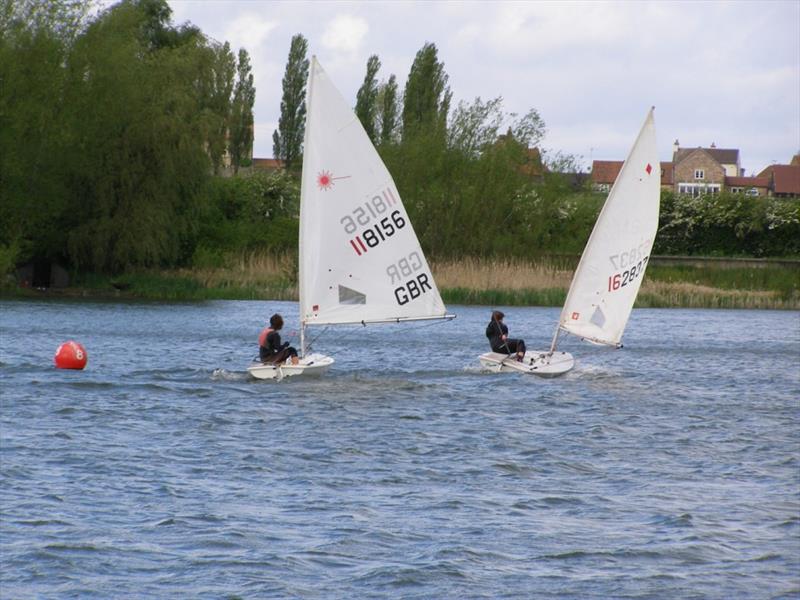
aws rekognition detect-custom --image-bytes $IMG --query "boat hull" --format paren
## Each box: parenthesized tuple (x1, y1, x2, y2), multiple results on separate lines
(478, 351, 574, 377)
(247, 354, 334, 380)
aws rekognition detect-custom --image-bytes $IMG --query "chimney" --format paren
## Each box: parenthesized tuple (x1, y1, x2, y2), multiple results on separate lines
(672, 139, 679, 159)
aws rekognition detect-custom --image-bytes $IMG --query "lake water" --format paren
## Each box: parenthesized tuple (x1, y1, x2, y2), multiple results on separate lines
(1, 298, 799, 599)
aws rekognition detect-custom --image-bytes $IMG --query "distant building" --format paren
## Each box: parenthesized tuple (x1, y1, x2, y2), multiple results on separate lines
(671, 141, 740, 197)
(725, 175, 770, 197)
(592, 143, 798, 198)
(591, 160, 673, 193)
(757, 156, 800, 198)
(251, 158, 285, 172)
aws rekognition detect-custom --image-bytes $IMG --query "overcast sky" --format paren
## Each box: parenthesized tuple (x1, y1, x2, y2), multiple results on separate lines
(165, 0, 799, 175)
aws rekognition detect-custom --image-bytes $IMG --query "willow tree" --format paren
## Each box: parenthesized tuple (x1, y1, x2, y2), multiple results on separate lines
(272, 34, 308, 171)
(0, 0, 89, 267)
(61, 0, 211, 272)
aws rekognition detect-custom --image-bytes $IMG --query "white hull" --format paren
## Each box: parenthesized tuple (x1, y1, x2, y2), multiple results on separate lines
(478, 351, 574, 377)
(247, 353, 334, 380)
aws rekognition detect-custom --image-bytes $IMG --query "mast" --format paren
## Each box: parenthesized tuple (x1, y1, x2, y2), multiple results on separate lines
(548, 324, 561, 354)
(297, 56, 317, 358)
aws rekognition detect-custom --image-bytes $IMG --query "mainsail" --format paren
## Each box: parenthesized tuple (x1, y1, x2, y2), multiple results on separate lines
(299, 57, 449, 330)
(556, 108, 660, 347)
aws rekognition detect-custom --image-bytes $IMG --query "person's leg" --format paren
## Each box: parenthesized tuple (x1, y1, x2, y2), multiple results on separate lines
(508, 339, 525, 361)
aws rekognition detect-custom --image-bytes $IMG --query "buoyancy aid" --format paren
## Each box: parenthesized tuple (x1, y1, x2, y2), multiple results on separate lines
(259, 327, 274, 349)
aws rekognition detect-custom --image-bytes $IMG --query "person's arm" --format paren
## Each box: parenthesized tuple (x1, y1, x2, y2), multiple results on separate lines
(266, 331, 282, 353)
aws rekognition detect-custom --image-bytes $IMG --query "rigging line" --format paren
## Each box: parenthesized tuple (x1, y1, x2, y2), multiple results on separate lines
(305, 326, 330, 350)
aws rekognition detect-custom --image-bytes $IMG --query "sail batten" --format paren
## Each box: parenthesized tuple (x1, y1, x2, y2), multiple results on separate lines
(556, 108, 660, 347)
(299, 57, 449, 332)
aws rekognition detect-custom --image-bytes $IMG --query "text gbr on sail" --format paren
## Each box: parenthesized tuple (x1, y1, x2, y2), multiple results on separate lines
(386, 251, 432, 305)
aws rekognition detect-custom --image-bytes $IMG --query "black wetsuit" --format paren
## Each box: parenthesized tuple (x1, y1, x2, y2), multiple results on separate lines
(259, 330, 298, 363)
(485, 320, 526, 355)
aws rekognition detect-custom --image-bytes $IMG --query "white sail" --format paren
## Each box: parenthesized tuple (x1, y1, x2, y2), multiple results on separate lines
(557, 108, 660, 346)
(299, 57, 449, 326)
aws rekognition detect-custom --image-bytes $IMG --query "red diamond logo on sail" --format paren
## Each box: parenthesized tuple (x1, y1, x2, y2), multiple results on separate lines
(313, 304, 319, 312)
(571, 312, 580, 320)
(645, 163, 652, 175)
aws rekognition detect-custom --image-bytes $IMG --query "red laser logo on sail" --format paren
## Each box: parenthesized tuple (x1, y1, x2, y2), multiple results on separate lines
(317, 170, 350, 190)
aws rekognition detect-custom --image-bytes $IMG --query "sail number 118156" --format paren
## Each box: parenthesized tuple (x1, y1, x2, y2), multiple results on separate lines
(608, 256, 649, 292)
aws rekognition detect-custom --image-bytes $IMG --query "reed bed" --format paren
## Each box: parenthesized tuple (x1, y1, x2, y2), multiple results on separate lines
(637, 280, 798, 310)
(42, 253, 796, 309)
(430, 258, 573, 291)
(430, 257, 798, 310)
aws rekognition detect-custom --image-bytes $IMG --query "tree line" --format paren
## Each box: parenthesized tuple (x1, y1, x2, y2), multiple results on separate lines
(1, 2, 797, 283)
(1, 0, 255, 275)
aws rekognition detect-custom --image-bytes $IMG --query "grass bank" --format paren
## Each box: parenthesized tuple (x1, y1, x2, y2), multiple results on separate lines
(3, 254, 798, 309)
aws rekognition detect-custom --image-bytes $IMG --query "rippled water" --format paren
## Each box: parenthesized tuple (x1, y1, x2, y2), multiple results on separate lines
(1, 298, 799, 598)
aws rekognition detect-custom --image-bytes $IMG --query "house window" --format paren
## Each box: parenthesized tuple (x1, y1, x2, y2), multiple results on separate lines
(694, 169, 705, 180)
(745, 188, 759, 197)
(731, 187, 743, 194)
(678, 183, 720, 197)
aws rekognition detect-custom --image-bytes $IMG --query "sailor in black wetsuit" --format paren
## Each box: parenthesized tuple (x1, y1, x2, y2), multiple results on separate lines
(258, 314, 299, 365)
(485, 310, 526, 362)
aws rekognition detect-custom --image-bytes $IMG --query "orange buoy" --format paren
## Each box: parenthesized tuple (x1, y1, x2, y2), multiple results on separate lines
(54, 340, 88, 370)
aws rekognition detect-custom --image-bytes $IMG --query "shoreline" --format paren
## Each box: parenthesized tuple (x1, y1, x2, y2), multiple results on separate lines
(3, 256, 798, 310)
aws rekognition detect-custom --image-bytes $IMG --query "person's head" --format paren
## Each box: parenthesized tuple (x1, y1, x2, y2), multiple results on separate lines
(269, 314, 284, 330)
(491, 310, 504, 322)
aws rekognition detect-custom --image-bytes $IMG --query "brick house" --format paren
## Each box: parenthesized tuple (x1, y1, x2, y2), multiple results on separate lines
(591, 160, 673, 192)
(757, 156, 800, 198)
(251, 158, 285, 172)
(725, 175, 770, 197)
(671, 142, 740, 196)
(593, 145, 796, 198)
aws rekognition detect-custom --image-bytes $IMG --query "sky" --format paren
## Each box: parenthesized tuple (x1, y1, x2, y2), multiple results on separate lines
(162, 0, 799, 175)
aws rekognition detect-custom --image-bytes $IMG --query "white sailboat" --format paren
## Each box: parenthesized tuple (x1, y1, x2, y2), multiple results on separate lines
(249, 57, 454, 380)
(479, 108, 660, 376)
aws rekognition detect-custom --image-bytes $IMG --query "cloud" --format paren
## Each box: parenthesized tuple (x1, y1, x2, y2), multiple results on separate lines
(321, 15, 369, 55)
(223, 13, 278, 53)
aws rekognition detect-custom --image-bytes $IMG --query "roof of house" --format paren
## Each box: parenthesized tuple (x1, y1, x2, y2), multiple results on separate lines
(725, 176, 770, 188)
(790, 154, 800, 167)
(759, 164, 800, 195)
(673, 147, 740, 165)
(252, 158, 284, 170)
(591, 160, 673, 185)
(591, 160, 622, 184)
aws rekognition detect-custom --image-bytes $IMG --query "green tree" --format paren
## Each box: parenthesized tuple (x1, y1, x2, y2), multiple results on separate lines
(354, 54, 381, 143)
(60, 0, 210, 272)
(0, 0, 78, 264)
(272, 33, 308, 170)
(402, 42, 451, 141)
(230, 47, 255, 173)
(377, 74, 399, 145)
(197, 41, 235, 174)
